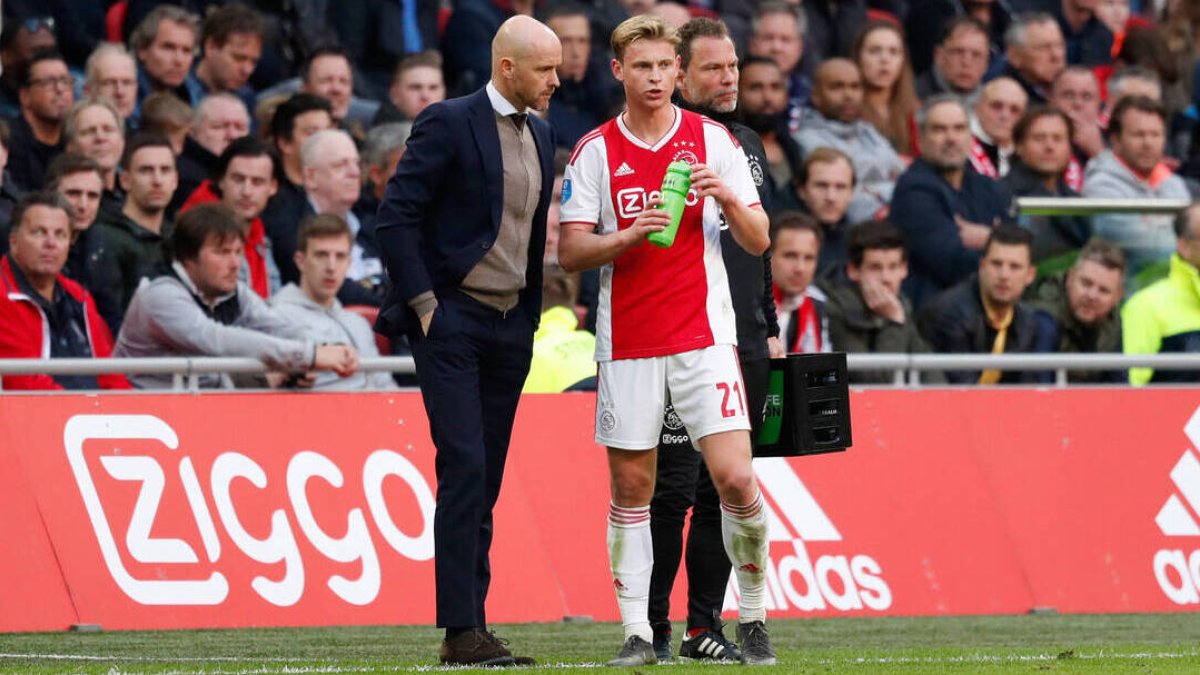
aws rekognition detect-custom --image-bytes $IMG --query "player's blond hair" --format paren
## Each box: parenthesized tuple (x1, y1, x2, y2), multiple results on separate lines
(610, 14, 680, 64)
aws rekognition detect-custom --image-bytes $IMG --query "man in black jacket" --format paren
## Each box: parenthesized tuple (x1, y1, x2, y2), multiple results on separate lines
(649, 17, 781, 664)
(918, 225, 1056, 384)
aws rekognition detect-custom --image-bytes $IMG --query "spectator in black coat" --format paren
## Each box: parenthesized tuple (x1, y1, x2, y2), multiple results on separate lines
(799, 0, 868, 78)
(892, 95, 1013, 307)
(907, 0, 1011, 77)
(543, 3, 620, 149)
(6, 49, 73, 193)
(443, 0, 531, 96)
(915, 16, 990, 104)
(1054, 0, 1114, 67)
(329, 0, 440, 101)
(998, 11, 1066, 105)
(918, 225, 1056, 384)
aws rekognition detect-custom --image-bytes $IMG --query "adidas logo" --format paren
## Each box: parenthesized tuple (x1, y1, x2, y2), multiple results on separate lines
(724, 458, 892, 613)
(614, 162, 635, 177)
(1154, 409, 1200, 604)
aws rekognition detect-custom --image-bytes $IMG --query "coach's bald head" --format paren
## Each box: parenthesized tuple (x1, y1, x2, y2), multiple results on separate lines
(491, 16, 563, 112)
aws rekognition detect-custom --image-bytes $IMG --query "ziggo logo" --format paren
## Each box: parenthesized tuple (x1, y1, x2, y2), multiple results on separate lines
(64, 414, 435, 607)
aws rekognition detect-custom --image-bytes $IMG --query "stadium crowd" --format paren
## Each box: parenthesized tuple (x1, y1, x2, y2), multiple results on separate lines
(0, 0, 1198, 390)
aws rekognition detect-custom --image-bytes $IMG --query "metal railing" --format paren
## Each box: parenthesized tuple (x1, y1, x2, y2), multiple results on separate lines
(1014, 196, 1192, 217)
(1, 353, 1198, 392)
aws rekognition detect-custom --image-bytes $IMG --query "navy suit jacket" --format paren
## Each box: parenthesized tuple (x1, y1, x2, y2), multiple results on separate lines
(374, 88, 555, 337)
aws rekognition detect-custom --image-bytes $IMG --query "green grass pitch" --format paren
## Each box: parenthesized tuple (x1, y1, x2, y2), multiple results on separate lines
(1, 613, 1199, 673)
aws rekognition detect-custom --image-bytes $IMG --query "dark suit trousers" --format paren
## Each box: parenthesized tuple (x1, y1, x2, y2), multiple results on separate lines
(410, 290, 534, 629)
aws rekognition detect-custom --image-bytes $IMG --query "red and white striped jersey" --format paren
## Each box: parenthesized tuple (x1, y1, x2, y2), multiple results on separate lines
(560, 106, 761, 361)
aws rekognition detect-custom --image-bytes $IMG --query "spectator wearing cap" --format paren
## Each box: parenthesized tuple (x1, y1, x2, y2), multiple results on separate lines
(115, 203, 359, 389)
(0, 191, 130, 390)
(82, 43, 138, 131)
(999, 12, 1067, 105)
(180, 136, 280, 300)
(1005, 107, 1092, 269)
(45, 153, 122, 331)
(970, 77, 1029, 178)
(8, 48, 73, 193)
(187, 4, 264, 114)
(822, 219, 938, 385)
(791, 58, 904, 224)
(1027, 238, 1126, 383)
(915, 17, 990, 105)
(1083, 96, 1188, 290)
(892, 95, 1014, 308)
(130, 6, 200, 115)
(63, 97, 126, 213)
(95, 133, 178, 310)
(749, 2, 811, 119)
(0, 16, 58, 118)
(271, 214, 397, 391)
(918, 225, 1055, 385)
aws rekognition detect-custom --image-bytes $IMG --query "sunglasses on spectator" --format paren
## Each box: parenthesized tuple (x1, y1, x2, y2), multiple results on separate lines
(20, 17, 56, 34)
(28, 75, 75, 89)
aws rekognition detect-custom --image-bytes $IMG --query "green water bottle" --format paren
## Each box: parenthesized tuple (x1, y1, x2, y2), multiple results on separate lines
(647, 161, 692, 248)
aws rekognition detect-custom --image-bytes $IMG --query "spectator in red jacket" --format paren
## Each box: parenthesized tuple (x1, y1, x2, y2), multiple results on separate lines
(0, 191, 130, 390)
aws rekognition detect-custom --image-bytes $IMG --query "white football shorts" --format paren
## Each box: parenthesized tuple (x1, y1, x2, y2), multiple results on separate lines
(595, 344, 750, 450)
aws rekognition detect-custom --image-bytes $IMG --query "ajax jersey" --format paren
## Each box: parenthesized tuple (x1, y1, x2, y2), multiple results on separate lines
(560, 106, 761, 361)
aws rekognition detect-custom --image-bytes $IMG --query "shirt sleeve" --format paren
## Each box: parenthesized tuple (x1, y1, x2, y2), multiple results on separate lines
(704, 122, 761, 209)
(559, 136, 606, 227)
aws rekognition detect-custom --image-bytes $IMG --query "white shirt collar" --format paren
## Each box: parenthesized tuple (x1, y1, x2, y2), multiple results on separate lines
(306, 198, 360, 235)
(486, 81, 525, 116)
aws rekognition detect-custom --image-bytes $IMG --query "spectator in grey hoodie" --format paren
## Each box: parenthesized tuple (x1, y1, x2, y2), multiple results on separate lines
(1082, 96, 1190, 291)
(791, 58, 904, 223)
(272, 214, 396, 391)
(115, 203, 358, 388)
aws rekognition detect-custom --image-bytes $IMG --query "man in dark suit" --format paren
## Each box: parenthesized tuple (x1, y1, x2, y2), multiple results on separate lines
(374, 15, 561, 668)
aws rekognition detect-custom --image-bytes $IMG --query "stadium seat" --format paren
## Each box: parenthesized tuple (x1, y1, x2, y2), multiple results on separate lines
(345, 305, 392, 357)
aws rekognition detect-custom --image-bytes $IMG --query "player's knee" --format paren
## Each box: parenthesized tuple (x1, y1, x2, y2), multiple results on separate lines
(611, 470, 655, 504)
(711, 466, 756, 505)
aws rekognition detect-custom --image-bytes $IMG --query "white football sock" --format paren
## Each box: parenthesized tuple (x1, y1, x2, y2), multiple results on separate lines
(721, 491, 769, 624)
(608, 502, 653, 641)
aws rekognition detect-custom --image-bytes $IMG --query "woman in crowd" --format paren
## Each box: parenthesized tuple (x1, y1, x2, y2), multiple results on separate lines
(853, 21, 917, 157)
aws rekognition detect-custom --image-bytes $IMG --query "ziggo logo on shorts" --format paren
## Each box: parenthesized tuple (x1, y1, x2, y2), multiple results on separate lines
(64, 414, 435, 607)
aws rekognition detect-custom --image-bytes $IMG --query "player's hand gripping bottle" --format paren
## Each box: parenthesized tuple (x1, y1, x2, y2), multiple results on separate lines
(647, 161, 692, 248)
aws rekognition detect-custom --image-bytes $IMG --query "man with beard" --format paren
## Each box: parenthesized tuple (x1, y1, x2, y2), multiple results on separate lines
(892, 95, 1014, 307)
(1004, 107, 1091, 266)
(737, 56, 800, 202)
(648, 17, 781, 665)
(1027, 238, 1125, 383)
(8, 49, 73, 192)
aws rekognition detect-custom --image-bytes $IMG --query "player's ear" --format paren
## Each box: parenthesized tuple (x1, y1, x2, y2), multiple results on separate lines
(611, 58, 622, 82)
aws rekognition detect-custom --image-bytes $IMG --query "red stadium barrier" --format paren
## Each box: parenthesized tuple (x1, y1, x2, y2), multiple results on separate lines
(0, 389, 1198, 631)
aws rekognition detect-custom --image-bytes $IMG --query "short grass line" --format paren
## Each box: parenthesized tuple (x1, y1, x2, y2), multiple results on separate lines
(832, 649, 1200, 665)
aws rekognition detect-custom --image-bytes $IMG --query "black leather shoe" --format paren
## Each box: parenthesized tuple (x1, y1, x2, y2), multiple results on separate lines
(439, 629, 517, 666)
